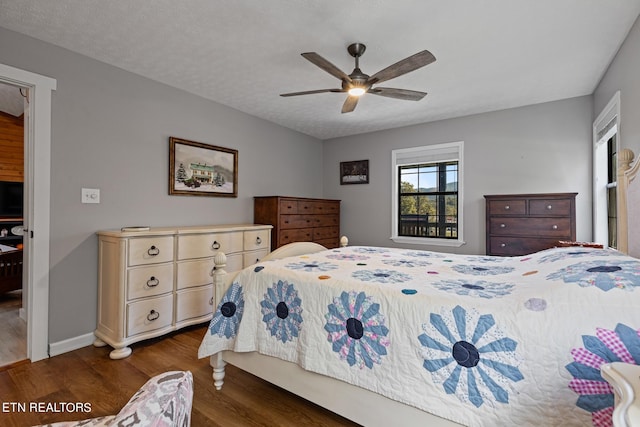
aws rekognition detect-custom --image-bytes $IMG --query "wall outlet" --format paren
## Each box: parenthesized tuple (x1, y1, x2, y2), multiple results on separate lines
(82, 188, 100, 204)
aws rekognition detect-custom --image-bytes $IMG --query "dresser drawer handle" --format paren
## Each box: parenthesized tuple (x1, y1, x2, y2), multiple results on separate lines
(146, 276, 159, 288)
(504, 205, 510, 210)
(211, 241, 221, 250)
(147, 310, 159, 321)
(256, 236, 262, 245)
(501, 243, 507, 247)
(147, 246, 160, 256)
(552, 225, 558, 230)
(547, 205, 553, 210)
(209, 297, 214, 306)
(500, 223, 506, 228)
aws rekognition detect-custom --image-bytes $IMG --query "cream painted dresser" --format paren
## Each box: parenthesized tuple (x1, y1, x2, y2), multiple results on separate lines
(94, 224, 272, 359)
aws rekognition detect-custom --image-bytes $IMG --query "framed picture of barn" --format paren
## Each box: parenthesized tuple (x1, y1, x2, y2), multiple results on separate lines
(169, 137, 238, 197)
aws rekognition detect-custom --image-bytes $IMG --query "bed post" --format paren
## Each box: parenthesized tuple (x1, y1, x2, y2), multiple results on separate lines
(340, 235, 349, 247)
(211, 251, 227, 390)
(618, 149, 639, 254)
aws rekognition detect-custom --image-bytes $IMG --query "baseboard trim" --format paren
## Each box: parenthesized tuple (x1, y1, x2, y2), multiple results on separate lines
(49, 332, 96, 357)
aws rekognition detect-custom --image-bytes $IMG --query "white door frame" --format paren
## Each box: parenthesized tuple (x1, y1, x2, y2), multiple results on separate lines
(0, 63, 56, 362)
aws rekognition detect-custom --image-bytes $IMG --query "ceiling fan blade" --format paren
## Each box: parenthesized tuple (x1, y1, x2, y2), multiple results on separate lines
(368, 50, 436, 85)
(341, 96, 359, 114)
(280, 88, 343, 97)
(369, 87, 427, 101)
(301, 52, 352, 82)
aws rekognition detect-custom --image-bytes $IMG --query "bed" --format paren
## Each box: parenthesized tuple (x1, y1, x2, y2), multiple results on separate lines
(0, 246, 22, 295)
(198, 149, 640, 427)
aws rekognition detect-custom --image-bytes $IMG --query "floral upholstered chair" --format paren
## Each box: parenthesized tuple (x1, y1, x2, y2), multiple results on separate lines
(36, 371, 193, 427)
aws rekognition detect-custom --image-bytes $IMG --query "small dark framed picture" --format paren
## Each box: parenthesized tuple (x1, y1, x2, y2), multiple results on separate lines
(340, 160, 369, 185)
(169, 137, 238, 197)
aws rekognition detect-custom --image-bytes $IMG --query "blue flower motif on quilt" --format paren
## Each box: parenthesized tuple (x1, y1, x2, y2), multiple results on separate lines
(431, 279, 515, 299)
(326, 253, 370, 261)
(418, 305, 523, 408)
(208, 282, 244, 339)
(566, 323, 640, 426)
(352, 269, 412, 284)
(352, 247, 390, 254)
(546, 260, 640, 291)
(285, 260, 339, 272)
(464, 256, 507, 264)
(403, 250, 445, 259)
(452, 264, 515, 276)
(324, 290, 390, 369)
(260, 280, 303, 343)
(381, 258, 431, 268)
(537, 248, 618, 264)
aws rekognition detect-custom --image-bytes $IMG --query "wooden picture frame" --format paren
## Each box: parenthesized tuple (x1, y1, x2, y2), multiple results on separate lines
(340, 159, 369, 185)
(169, 137, 238, 197)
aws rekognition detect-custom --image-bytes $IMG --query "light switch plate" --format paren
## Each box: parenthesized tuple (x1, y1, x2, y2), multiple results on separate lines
(82, 188, 100, 204)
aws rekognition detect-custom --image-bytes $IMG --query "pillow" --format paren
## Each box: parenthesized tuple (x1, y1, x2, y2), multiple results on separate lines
(112, 370, 193, 426)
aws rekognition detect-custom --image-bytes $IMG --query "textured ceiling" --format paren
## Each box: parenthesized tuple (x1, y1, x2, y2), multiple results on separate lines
(1, 0, 639, 140)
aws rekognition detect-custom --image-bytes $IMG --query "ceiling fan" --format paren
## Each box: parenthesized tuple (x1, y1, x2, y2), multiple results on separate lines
(280, 43, 436, 113)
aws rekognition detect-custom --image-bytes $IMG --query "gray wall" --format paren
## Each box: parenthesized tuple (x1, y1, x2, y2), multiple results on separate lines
(594, 14, 640, 257)
(0, 27, 324, 343)
(594, 14, 640, 156)
(322, 96, 593, 254)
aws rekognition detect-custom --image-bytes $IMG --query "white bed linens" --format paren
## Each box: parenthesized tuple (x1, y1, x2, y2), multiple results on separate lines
(198, 245, 640, 427)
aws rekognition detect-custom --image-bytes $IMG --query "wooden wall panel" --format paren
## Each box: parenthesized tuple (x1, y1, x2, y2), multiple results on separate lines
(0, 111, 24, 183)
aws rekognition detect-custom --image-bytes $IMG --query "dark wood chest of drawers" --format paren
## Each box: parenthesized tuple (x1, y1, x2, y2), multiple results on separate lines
(254, 196, 341, 250)
(484, 193, 577, 256)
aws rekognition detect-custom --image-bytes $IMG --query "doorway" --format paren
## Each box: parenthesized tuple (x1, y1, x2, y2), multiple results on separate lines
(0, 62, 55, 364)
(0, 81, 27, 367)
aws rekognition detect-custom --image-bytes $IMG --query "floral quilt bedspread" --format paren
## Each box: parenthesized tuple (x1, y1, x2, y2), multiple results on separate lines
(198, 246, 640, 427)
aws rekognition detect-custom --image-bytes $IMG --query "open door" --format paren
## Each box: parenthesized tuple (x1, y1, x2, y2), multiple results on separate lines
(0, 82, 27, 367)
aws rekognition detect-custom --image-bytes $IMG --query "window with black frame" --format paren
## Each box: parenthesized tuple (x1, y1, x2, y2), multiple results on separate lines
(607, 134, 617, 249)
(398, 161, 458, 239)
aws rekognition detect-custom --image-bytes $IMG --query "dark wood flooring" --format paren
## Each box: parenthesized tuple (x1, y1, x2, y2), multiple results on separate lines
(0, 324, 359, 426)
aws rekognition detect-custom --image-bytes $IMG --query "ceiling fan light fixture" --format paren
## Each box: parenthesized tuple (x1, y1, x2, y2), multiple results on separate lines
(348, 87, 366, 97)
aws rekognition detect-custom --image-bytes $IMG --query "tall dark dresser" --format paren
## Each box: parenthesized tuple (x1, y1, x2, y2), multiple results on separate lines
(254, 196, 341, 250)
(484, 193, 577, 256)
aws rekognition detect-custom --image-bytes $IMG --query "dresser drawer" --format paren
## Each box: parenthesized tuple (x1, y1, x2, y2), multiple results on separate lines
(243, 248, 270, 267)
(487, 200, 526, 216)
(243, 229, 270, 252)
(176, 258, 214, 290)
(313, 214, 339, 227)
(529, 199, 572, 216)
(177, 232, 243, 260)
(175, 285, 214, 323)
(279, 199, 298, 214)
(128, 236, 174, 266)
(313, 226, 339, 240)
(490, 217, 572, 237)
(279, 228, 313, 245)
(225, 253, 244, 273)
(280, 215, 314, 229)
(127, 263, 174, 301)
(313, 201, 339, 215)
(127, 294, 173, 336)
(297, 200, 315, 214)
(315, 238, 339, 249)
(489, 237, 562, 256)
